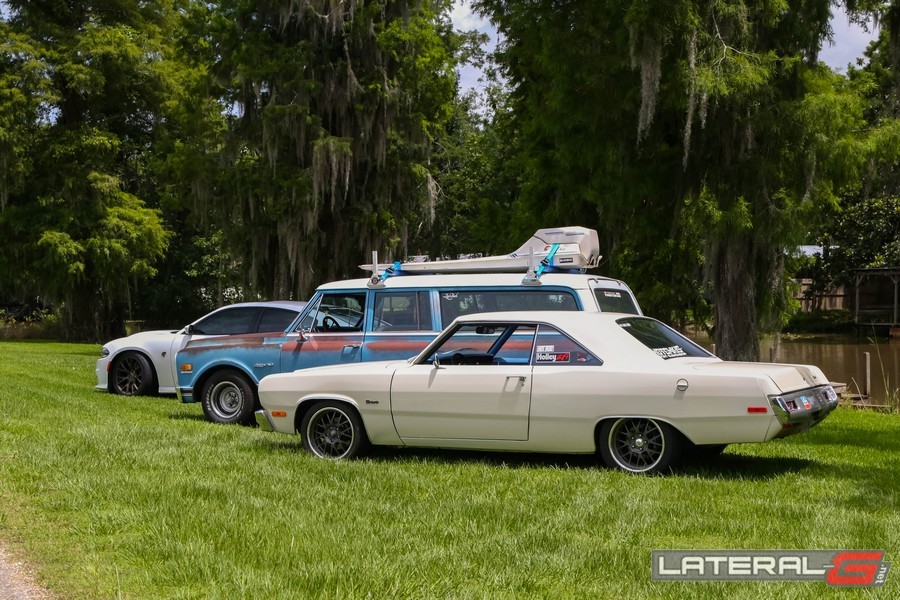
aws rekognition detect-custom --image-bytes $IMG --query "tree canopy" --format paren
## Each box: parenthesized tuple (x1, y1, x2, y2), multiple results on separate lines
(472, 0, 898, 359)
(0, 0, 175, 339)
(1, 1, 899, 347)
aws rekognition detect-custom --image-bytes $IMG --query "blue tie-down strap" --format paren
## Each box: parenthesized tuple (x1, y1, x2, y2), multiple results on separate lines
(535, 243, 560, 278)
(380, 261, 403, 282)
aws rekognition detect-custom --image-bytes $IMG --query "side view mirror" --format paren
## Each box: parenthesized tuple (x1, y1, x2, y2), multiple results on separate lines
(185, 324, 195, 335)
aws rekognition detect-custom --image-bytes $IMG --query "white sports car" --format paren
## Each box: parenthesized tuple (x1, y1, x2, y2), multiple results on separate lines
(256, 312, 838, 473)
(96, 301, 305, 396)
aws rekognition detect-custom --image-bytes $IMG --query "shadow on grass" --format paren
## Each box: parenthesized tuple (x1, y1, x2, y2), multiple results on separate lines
(250, 436, 820, 477)
(675, 453, 814, 480)
(365, 446, 603, 470)
(252, 437, 600, 469)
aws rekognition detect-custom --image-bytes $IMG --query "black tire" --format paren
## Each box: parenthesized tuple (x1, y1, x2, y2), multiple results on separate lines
(111, 352, 155, 396)
(598, 417, 681, 474)
(201, 369, 257, 425)
(300, 401, 370, 459)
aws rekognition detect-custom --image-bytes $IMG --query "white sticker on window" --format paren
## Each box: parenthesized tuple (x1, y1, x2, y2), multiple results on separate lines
(536, 345, 555, 352)
(536, 352, 570, 363)
(654, 346, 687, 359)
(603, 291, 622, 298)
(442, 293, 459, 300)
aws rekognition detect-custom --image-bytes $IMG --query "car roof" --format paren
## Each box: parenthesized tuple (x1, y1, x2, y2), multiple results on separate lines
(410, 310, 656, 365)
(458, 310, 647, 356)
(452, 310, 635, 327)
(212, 300, 307, 311)
(316, 272, 631, 291)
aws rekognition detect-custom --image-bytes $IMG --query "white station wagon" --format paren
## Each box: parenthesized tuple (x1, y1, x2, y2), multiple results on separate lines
(255, 311, 839, 473)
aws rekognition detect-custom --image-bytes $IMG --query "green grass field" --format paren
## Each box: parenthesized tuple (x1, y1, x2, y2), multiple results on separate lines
(0, 340, 897, 598)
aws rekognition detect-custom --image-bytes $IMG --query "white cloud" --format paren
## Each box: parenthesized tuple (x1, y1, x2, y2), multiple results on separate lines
(450, 0, 492, 34)
(451, 1, 498, 92)
(819, 13, 879, 72)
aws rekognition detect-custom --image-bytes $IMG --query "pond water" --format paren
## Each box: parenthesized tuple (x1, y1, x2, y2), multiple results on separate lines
(690, 333, 900, 404)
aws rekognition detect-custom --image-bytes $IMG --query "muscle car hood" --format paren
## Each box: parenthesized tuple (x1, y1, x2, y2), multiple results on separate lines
(105, 329, 180, 349)
(686, 360, 828, 393)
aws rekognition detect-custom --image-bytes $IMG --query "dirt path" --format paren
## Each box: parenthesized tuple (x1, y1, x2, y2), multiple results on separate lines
(0, 541, 54, 599)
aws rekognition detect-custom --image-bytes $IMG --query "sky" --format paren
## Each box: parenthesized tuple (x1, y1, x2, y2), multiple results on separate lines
(451, 1, 881, 92)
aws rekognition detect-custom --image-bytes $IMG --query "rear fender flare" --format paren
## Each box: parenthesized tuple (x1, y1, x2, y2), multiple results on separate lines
(593, 415, 693, 451)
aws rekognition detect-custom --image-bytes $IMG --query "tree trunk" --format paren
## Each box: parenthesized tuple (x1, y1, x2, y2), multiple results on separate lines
(62, 284, 125, 343)
(713, 235, 760, 361)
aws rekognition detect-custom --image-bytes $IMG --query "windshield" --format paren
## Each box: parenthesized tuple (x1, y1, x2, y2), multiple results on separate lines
(616, 317, 711, 359)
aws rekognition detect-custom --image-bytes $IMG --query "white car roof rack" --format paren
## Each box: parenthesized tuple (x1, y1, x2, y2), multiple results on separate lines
(362, 226, 602, 288)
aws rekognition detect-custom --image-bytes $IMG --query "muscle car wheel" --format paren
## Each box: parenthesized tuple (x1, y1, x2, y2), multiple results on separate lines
(111, 352, 155, 396)
(301, 401, 369, 459)
(201, 370, 256, 425)
(599, 417, 681, 474)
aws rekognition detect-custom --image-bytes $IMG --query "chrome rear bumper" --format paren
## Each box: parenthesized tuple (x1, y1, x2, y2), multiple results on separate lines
(769, 385, 839, 437)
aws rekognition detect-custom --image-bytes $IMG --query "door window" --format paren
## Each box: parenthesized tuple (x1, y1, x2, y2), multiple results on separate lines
(297, 293, 367, 333)
(425, 323, 537, 366)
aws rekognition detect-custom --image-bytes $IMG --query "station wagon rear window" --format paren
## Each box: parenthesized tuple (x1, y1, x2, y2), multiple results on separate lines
(439, 289, 577, 323)
(616, 317, 711, 359)
(593, 288, 639, 315)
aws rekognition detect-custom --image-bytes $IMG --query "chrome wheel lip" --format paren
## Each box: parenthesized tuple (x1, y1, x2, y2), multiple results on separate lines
(607, 417, 665, 473)
(208, 380, 243, 419)
(306, 406, 355, 459)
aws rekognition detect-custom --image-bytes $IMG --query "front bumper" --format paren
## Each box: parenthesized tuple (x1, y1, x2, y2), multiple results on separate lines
(769, 384, 839, 437)
(96, 357, 111, 391)
(176, 387, 194, 403)
(255, 410, 274, 432)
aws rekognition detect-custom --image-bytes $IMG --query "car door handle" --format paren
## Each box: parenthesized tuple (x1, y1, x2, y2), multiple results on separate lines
(343, 344, 360, 350)
(506, 376, 526, 383)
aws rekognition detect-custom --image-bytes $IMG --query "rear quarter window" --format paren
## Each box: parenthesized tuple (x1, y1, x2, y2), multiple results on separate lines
(257, 308, 299, 333)
(193, 307, 260, 335)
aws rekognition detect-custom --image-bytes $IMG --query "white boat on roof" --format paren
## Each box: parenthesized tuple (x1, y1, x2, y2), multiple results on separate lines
(361, 227, 601, 284)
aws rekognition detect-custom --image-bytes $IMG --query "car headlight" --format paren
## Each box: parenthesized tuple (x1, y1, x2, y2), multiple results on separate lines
(101, 347, 110, 358)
